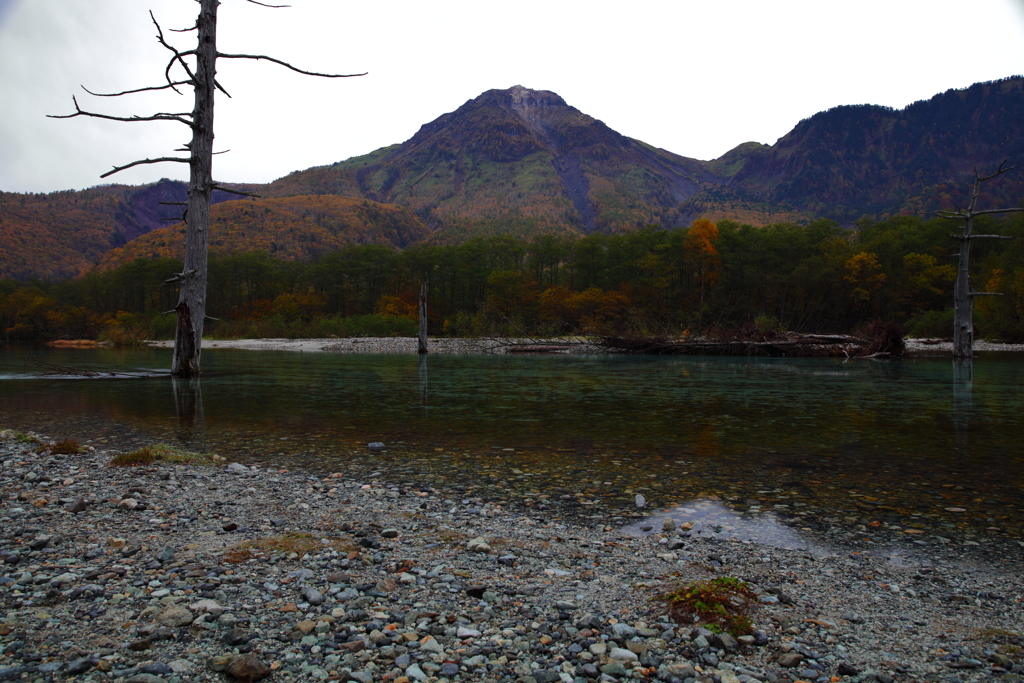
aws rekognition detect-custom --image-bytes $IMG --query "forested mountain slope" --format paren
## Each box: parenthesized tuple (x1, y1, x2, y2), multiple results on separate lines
(96, 194, 429, 269)
(3, 78, 1023, 280)
(0, 180, 246, 279)
(723, 76, 1024, 220)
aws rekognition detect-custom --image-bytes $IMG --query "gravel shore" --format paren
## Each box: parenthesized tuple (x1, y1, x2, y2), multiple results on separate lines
(1, 431, 1022, 683)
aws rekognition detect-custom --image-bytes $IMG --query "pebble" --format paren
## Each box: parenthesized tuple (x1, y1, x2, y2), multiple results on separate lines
(0, 430, 1019, 683)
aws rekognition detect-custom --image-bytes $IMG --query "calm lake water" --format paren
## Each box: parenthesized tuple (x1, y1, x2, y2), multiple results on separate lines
(1, 345, 1022, 548)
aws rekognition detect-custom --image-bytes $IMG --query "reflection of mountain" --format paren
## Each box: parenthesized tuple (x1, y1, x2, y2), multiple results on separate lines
(620, 498, 828, 553)
(4, 77, 1024, 279)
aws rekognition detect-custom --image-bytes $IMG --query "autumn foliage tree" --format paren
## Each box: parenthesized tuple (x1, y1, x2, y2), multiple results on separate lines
(683, 218, 721, 310)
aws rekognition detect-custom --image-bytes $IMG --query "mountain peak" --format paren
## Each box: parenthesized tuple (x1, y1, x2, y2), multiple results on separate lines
(503, 85, 567, 110)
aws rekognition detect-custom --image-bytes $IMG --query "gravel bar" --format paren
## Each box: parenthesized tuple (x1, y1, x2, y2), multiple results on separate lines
(144, 338, 1024, 357)
(146, 339, 607, 355)
(1, 431, 1022, 683)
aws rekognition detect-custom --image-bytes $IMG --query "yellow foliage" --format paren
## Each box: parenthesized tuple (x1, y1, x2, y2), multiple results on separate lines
(845, 252, 886, 304)
(374, 295, 417, 320)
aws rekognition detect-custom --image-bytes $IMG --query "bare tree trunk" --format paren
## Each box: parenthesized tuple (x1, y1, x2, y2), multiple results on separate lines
(932, 162, 1022, 360)
(418, 282, 428, 354)
(171, 0, 218, 377)
(952, 215, 974, 359)
(52, 1, 364, 379)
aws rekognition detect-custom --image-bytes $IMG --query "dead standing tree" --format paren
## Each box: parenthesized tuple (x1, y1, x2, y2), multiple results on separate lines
(418, 282, 429, 354)
(931, 161, 1023, 359)
(50, 0, 363, 376)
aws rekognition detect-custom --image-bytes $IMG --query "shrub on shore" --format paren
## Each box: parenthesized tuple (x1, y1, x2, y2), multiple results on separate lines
(45, 439, 82, 455)
(109, 443, 222, 467)
(223, 532, 356, 563)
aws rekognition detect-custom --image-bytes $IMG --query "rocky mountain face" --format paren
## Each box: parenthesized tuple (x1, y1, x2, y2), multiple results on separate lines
(265, 86, 747, 238)
(268, 78, 1024, 233)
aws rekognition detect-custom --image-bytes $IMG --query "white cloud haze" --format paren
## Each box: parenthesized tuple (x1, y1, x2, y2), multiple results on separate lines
(1, 0, 1023, 193)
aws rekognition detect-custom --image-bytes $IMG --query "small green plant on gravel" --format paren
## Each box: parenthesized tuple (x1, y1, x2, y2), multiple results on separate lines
(660, 576, 758, 636)
(109, 443, 222, 468)
(12, 431, 41, 444)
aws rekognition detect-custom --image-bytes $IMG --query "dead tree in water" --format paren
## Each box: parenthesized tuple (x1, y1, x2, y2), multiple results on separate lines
(50, 0, 363, 376)
(931, 162, 1022, 359)
(418, 282, 429, 354)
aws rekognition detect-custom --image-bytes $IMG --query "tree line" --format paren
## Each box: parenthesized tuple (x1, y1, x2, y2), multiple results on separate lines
(3, 213, 1023, 343)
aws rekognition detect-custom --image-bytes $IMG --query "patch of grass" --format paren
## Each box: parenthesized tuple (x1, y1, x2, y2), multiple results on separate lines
(47, 439, 82, 455)
(109, 443, 222, 468)
(11, 431, 41, 445)
(975, 627, 1023, 641)
(660, 576, 758, 636)
(223, 533, 356, 563)
(435, 530, 470, 545)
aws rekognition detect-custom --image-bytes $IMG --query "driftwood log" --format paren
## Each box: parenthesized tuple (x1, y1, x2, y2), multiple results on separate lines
(597, 333, 893, 358)
(505, 345, 573, 354)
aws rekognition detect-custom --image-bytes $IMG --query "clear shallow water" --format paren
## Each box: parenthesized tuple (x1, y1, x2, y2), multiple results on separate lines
(1, 345, 1022, 546)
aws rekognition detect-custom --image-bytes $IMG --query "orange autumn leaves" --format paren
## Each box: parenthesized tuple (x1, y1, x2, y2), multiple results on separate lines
(684, 218, 721, 308)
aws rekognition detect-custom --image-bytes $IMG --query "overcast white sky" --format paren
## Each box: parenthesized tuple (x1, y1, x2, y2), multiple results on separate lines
(2, 0, 1023, 193)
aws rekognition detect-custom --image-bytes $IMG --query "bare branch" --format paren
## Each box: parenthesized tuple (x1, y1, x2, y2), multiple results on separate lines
(214, 78, 232, 98)
(163, 54, 197, 93)
(158, 201, 188, 206)
(47, 95, 192, 126)
(933, 207, 1024, 220)
(968, 234, 1015, 240)
(99, 156, 189, 179)
(212, 149, 231, 155)
(164, 269, 196, 284)
(82, 82, 190, 98)
(969, 292, 1004, 297)
(246, 0, 292, 7)
(151, 11, 198, 90)
(970, 207, 1024, 217)
(169, 20, 199, 33)
(212, 184, 262, 198)
(979, 160, 1014, 183)
(217, 52, 366, 78)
